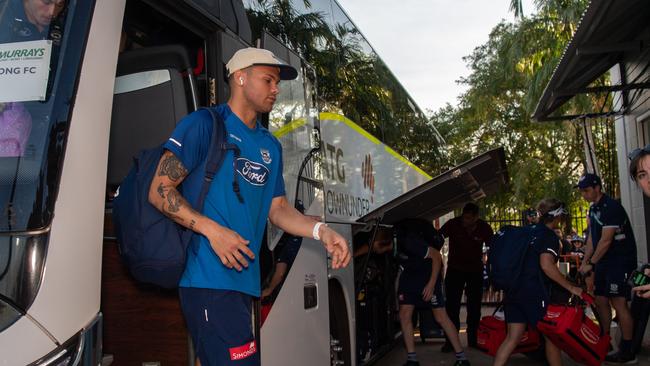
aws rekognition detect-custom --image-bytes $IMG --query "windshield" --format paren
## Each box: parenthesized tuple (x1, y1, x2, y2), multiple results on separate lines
(0, 0, 94, 232)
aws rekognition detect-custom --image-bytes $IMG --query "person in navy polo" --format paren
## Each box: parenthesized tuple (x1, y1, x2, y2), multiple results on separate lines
(494, 199, 583, 366)
(396, 219, 469, 366)
(148, 48, 351, 366)
(0, 0, 65, 43)
(577, 173, 637, 364)
(523, 207, 539, 226)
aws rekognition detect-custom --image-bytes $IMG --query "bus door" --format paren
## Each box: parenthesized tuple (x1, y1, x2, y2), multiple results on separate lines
(103, 1, 232, 364)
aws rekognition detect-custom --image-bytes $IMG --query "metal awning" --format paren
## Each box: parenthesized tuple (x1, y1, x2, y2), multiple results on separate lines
(357, 148, 508, 225)
(533, 0, 650, 122)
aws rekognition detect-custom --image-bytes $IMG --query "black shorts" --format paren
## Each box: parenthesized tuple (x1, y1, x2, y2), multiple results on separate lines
(398, 276, 446, 309)
(503, 301, 546, 327)
(179, 288, 259, 366)
(594, 264, 632, 300)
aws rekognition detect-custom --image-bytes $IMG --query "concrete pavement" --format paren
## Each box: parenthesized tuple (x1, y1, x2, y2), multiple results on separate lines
(375, 306, 650, 366)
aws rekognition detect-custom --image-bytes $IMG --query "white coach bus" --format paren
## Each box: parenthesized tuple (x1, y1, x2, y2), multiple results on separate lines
(0, 0, 508, 365)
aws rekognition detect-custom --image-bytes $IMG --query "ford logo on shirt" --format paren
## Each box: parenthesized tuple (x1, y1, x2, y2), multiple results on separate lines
(236, 158, 269, 186)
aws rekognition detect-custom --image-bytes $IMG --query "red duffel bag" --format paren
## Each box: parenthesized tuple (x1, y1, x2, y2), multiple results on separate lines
(477, 307, 541, 357)
(537, 293, 610, 366)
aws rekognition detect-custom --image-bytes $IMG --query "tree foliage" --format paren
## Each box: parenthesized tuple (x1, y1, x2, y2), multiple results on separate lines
(244, 0, 619, 217)
(245, 0, 445, 174)
(431, 0, 618, 214)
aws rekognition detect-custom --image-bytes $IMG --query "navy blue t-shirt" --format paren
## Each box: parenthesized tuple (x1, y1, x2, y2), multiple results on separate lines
(396, 219, 441, 290)
(163, 105, 285, 296)
(1, 0, 55, 43)
(588, 194, 637, 269)
(507, 224, 559, 303)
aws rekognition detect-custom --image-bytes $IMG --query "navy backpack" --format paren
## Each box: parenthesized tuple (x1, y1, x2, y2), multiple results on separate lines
(487, 225, 537, 293)
(112, 107, 237, 288)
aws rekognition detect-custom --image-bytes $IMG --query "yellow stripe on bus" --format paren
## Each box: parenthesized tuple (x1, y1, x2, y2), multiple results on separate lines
(272, 118, 306, 138)
(321, 113, 430, 179)
(383, 145, 431, 179)
(319, 112, 381, 145)
(272, 112, 431, 179)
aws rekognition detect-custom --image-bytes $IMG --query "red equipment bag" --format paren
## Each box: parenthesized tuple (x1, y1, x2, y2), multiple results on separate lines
(260, 303, 272, 326)
(477, 308, 541, 356)
(537, 293, 610, 366)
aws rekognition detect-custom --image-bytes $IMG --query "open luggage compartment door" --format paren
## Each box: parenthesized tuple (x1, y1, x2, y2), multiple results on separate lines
(357, 147, 509, 225)
(352, 148, 508, 363)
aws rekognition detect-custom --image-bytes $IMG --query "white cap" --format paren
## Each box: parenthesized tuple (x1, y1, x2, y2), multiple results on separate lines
(226, 47, 298, 80)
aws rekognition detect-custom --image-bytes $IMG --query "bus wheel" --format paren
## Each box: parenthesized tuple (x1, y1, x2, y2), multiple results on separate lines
(330, 282, 351, 366)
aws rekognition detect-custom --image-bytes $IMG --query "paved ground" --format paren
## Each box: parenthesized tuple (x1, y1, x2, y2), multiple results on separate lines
(375, 306, 650, 366)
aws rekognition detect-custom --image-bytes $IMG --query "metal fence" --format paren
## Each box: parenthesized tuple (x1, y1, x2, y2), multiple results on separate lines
(484, 206, 589, 237)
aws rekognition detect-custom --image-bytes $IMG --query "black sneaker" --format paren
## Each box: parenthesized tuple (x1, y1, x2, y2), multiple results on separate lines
(403, 361, 420, 366)
(605, 352, 638, 364)
(453, 360, 470, 366)
(440, 342, 453, 353)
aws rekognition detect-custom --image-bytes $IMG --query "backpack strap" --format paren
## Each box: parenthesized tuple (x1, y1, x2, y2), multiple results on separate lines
(198, 107, 244, 209)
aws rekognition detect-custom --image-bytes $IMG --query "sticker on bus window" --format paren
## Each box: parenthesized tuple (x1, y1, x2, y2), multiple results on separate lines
(0, 40, 53, 103)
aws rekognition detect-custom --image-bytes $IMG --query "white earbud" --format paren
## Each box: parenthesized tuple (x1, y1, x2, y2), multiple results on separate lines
(239, 77, 244, 86)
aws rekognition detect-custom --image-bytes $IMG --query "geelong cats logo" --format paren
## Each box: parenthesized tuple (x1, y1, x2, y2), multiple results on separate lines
(236, 158, 269, 186)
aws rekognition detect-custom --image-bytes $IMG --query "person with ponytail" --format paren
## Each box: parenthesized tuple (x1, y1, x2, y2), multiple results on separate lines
(493, 199, 583, 366)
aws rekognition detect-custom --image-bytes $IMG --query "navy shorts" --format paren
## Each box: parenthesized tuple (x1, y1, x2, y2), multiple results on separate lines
(503, 301, 546, 327)
(398, 276, 446, 309)
(179, 288, 259, 366)
(594, 264, 632, 300)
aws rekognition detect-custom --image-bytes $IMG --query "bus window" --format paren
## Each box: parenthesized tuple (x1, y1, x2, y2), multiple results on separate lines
(0, 0, 66, 44)
(0, 0, 75, 232)
(0, 0, 69, 157)
(0, 0, 95, 340)
(0, 102, 31, 157)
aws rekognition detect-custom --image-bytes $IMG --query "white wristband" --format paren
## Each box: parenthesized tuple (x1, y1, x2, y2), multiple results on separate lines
(313, 222, 326, 240)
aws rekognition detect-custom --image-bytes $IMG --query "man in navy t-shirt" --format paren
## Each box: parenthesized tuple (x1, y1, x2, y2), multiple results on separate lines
(577, 173, 638, 364)
(0, 0, 65, 43)
(149, 48, 350, 366)
(396, 219, 469, 366)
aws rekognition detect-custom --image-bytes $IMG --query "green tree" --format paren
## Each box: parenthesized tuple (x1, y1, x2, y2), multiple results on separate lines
(247, 0, 334, 60)
(245, 0, 444, 170)
(430, 0, 618, 219)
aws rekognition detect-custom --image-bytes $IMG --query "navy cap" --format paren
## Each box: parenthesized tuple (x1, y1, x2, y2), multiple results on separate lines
(575, 173, 602, 189)
(570, 235, 584, 243)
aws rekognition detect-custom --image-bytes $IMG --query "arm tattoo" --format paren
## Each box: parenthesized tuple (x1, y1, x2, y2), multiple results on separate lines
(157, 182, 165, 198)
(159, 188, 186, 223)
(155, 171, 200, 228)
(166, 190, 183, 213)
(162, 196, 183, 223)
(158, 154, 188, 182)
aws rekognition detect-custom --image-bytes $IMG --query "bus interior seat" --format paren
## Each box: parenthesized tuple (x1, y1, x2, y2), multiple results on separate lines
(107, 45, 198, 195)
